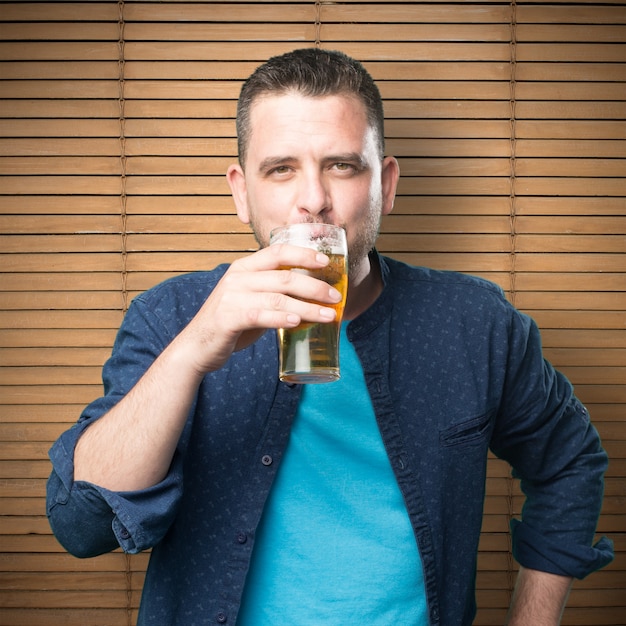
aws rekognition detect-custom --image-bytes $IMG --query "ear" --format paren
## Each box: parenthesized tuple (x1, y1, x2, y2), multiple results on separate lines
(226, 163, 250, 224)
(381, 156, 400, 216)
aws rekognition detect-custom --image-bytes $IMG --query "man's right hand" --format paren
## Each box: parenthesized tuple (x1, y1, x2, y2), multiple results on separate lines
(178, 243, 343, 376)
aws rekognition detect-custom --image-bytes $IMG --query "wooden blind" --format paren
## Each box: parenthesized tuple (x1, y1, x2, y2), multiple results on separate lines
(0, 1, 623, 624)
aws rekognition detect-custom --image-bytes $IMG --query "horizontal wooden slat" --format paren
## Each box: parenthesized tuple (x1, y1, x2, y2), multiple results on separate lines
(121, 41, 513, 62)
(515, 273, 625, 292)
(321, 4, 512, 23)
(0, 195, 235, 215)
(516, 24, 626, 42)
(0, 196, 123, 215)
(0, 462, 53, 479)
(515, 235, 625, 253)
(1, 347, 112, 367)
(387, 119, 511, 138)
(0, 42, 120, 61)
(0, 80, 119, 99)
(544, 349, 626, 367)
(1, 253, 124, 273)
(515, 216, 626, 234)
(0, 328, 117, 348)
(2, 280, 119, 305)
(1, 405, 94, 423)
(517, 102, 626, 119)
(516, 62, 626, 82)
(0, 3, 119, 21)
(118, 22, 514, 42)
(0, 120, 121, 138)
(0, 61, 119, 80)
(518, 43, 625, 62)
(516, 197, 626, 216)
(0, 157, 121, 175)
(0, 386, 106, 405)
(0, 291, 122, 311)
(0, 235, 122, 254)
(0, 99, 120, 118)
(516, 84, 626, 101)
(1, 367, 104, 385)
(0, 609, 138, 626)
(515, 139, 626, 158)
(124, 2, 314, 23)
(517, 5, 626, 24)
(0, 551, 149, 572)
(516, 178, 626, 196)
(516, 291, 626, 310)
(0, 569, 144, 590)
(0, 216, 122, 234)
(516, 120, 626, 139)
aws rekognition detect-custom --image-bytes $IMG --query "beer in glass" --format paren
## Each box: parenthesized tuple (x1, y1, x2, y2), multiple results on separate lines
(270, 224, 348, 383)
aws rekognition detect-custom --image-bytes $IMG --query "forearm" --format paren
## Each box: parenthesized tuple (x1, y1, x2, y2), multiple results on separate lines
(74, 245, 343, 492)
(506, 566, 573, 626)
(74, 334, 204, 491)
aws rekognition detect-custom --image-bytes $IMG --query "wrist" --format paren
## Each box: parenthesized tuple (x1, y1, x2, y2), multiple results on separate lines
(506, 567, 573, 626)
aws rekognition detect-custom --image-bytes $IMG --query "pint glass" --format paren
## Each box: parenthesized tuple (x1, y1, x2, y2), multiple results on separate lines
(270, 223, 348, 383)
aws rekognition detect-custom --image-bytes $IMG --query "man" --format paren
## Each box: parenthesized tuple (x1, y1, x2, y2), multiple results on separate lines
(47, 48, 613, 625)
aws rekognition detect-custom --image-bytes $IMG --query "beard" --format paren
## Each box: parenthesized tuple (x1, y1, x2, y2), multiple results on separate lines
(248, 203, 383, 284)
(344, 205, 383, 280)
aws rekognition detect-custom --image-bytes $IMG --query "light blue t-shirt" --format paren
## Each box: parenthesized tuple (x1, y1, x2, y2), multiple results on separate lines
(236, 324, 427, 625)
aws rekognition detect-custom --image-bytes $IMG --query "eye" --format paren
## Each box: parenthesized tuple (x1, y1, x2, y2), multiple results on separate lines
(332, 162, 356, 173)
(266, 164, 293, 178)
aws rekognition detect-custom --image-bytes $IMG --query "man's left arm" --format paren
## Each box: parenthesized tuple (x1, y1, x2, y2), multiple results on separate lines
(506, 566, 573, 626)
(500, 386, 614, 581)
(491, 308, 613, 603)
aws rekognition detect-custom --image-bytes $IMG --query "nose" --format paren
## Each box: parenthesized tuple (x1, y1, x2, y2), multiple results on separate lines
(295, 169, 330, 218)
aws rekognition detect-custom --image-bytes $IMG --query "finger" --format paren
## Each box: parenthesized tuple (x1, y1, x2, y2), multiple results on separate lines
(271, 268, 343, 304)
(220, 266, 342, 307)
(233, 244, 330, 273)
(243, 292, 338, 330)
(211, 270, 340, 330)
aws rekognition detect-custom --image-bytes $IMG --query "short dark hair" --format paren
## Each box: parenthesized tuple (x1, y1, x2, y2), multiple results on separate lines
(236, 48, 385, 168)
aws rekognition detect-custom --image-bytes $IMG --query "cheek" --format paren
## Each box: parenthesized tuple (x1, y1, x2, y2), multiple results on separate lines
(334, 179, 373, 213)
(245, 183, 294, 247)
(254, 180, 295, 212)
(344, 179, 382, 222)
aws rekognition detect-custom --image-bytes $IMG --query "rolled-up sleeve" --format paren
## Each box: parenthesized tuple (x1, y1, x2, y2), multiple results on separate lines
(491, 308, 614, 579)
(46, 292, 188, 558)
(47, 421, 184, 557)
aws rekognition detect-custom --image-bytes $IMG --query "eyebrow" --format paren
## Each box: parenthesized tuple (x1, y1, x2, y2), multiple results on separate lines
(323, 153, 369, 168)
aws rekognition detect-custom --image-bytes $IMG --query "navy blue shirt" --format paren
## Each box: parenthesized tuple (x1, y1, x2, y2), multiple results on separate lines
(47, 253, 613, 625)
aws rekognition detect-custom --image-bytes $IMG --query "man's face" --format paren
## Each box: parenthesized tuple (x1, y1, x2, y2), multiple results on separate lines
(227, 92, 397, 279)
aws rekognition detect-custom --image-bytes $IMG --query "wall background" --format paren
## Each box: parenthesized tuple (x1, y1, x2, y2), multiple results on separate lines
(0, 1, 624, 624)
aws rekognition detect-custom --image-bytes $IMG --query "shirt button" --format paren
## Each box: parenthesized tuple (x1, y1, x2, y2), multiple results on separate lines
(120, 528, 130, 539)
(216, 611, 227, 623)
(236, 532, 247, 544)
(261, 454, 273, 466)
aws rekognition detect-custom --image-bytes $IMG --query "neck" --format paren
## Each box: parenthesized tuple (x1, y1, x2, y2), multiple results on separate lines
(344, 252, 383, 320)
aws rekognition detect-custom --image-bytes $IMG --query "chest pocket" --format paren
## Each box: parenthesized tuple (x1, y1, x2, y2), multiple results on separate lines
(439, 410, 494, 448)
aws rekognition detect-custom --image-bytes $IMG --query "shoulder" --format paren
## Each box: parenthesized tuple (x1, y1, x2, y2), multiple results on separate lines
(137, 265, 228, 303)
(127, 264, 230, 328)
(376, 255, 526, 339)
(381, 255, 506, 301)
